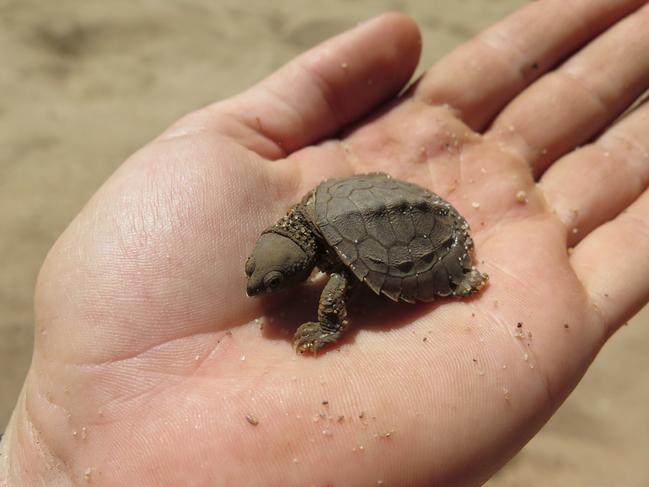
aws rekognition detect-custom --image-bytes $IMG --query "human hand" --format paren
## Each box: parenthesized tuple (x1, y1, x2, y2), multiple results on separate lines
(2, 2, 649, 485)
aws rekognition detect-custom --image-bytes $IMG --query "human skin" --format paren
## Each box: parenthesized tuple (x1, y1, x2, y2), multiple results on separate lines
(2, 1, 649, 485)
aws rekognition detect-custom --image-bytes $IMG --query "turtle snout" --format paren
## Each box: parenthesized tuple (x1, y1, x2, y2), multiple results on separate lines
(246, 274, 264, 296)
(247, 283, 262, 296)
(245, 255, 262, 295)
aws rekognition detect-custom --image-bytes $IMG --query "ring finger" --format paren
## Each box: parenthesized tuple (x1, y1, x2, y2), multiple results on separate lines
(540, 97, 649, 247)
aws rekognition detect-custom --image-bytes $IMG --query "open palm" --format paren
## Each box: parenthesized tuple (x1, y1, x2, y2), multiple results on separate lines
(4, 2, 649, 486)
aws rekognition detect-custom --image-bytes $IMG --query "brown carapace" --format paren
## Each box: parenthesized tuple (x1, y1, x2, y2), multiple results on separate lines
(245, 173, 487, 353)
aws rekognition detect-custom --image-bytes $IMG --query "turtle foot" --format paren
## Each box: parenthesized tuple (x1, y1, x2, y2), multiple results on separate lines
(454, 268, 489, 296)
(293, 322, 340, 354)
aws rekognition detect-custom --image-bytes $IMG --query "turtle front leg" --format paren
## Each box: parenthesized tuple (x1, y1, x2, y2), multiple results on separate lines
(293, 272, 351, 353)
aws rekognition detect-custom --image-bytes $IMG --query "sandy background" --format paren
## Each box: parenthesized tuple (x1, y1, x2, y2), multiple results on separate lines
(1, 0, 647, 484)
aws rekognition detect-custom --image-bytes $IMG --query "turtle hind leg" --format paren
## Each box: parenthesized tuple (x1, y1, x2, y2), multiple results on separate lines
(453, 268, 488, 297)
(293, 272, 351, 353)
(293, 322, 340, 353)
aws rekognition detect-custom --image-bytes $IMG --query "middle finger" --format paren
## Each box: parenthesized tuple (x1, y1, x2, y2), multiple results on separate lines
(490, 3, 649, 178)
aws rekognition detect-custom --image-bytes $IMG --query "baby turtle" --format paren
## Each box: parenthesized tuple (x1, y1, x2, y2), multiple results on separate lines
(245, 173, 487, 353)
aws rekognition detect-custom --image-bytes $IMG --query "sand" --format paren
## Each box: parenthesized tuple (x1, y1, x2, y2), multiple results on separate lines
(1, 0, 647, 484)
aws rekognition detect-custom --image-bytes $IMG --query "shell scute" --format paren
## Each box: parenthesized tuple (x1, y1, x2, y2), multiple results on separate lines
(400, 275, 418, 303)
(416, 272, 436, 301)
(411, 206, 437, 236)
(349, 188, 381, 211)
(382, 276, 402, 301)
(358, 238, 389, 273)
(364, 270, 386, 294)
(365, 211, 397, 247)
(335, 238, 358, 263)
(328, 197, 366, 243)
(388, 210, 416, 243)
(388, 244, 413, 277)
(432, 267, 452, 296)
(319, 222, 343, 246)
(349, 259, 369, 280)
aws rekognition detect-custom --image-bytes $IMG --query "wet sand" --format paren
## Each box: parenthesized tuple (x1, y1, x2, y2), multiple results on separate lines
(1, 1, 647, 484)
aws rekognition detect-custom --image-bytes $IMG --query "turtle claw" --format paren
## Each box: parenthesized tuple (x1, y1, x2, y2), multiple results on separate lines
(293, 322, 339, 354)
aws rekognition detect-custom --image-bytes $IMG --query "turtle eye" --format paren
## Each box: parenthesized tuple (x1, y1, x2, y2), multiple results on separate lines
(264, 272, 283, 290)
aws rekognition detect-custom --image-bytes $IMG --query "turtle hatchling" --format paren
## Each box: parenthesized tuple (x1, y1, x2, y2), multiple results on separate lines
(245, 172, 487, 353)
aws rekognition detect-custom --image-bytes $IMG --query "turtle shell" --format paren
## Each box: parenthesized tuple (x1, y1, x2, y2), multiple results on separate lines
(312, 173, 475, 302)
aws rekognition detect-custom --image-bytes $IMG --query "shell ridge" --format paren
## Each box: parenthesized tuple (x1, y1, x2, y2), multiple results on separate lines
(349, 188, 372, 245)
(407, 205, 417, 263)
(386, 206, 403, 244)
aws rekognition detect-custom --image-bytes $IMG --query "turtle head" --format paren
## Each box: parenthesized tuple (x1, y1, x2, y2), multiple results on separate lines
(245, 232, 316, 296)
